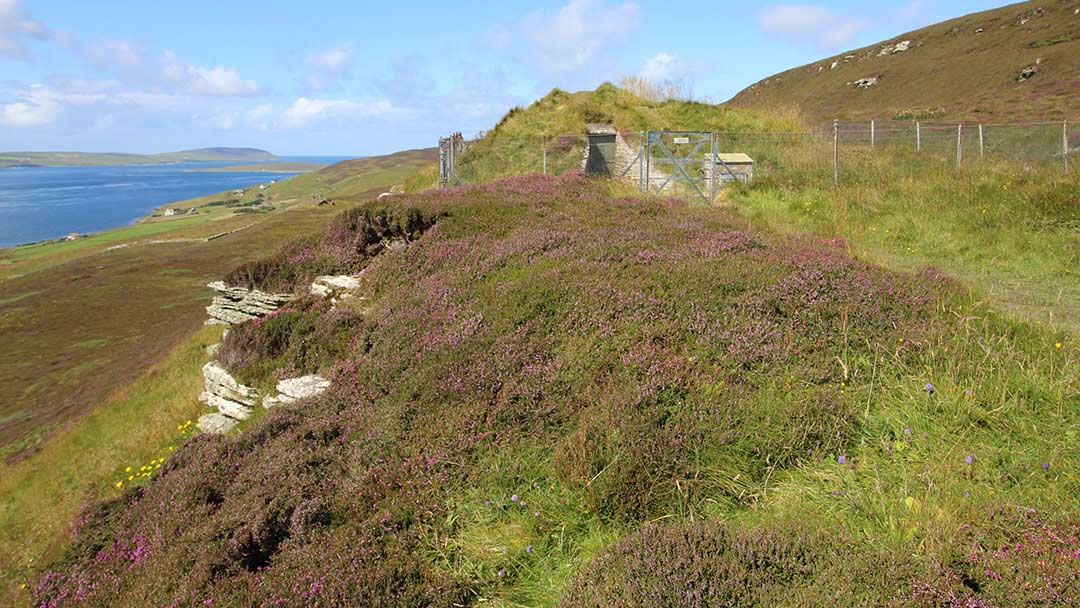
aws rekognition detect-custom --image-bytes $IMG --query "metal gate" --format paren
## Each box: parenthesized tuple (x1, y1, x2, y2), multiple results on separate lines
(438, 133, 465, 187)
(644, 130, 717, 202)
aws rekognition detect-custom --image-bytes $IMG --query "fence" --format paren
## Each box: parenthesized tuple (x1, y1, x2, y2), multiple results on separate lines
(438, 118, 1076, 199)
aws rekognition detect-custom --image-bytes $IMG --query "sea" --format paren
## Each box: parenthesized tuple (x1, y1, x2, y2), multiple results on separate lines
(0, 156, 351, 248)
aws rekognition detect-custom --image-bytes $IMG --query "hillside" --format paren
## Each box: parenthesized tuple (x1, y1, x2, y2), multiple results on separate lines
(30, 171, 1079, 607)
(407, 83, 802, 189)
(727, 1, 1080, 122)
(0, 147, 277, 168)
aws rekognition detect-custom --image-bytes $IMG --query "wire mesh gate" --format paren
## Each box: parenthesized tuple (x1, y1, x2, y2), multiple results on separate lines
(643, 130, 717, 202)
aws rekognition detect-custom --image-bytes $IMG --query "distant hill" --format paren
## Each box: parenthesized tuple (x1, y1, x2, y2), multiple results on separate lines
(727, 1, 1080, 123)
(0, 147, 277, 168)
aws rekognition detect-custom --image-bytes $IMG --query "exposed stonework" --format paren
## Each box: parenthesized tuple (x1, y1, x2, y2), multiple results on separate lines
(263, 375, 331, 408)
(205, 281, 293, 325)
(197, 413, 238, 434)
(877, 40, 912, 56)
(853, 77, 879, 89)
(310, 275, 363, 298)
(198, 362, 259, 433)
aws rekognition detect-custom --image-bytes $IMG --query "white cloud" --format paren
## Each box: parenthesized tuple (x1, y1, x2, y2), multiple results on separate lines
(282, 97, 397, 127)
(161, 50, 260, 96)
(758, 4, 867, 49)
(639, 52, 700, 82)
(0, 84, 61, 126)
(83, 38, 145, 69)
(0, 0, 48, 59)
(305, 43, 355, 74)
(522, 0, 639, 73)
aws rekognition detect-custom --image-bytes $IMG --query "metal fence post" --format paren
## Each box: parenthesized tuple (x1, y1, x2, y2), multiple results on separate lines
(979, 124, 984, 158)
(644, 130, 651, 193)
(956, 124, 963, 169)
(1065, 121, 1070, 172)
(833, 119, 839, 186)
(916, 121, 921, 152)
(710, 131, 717, 203)
(639, 130, 645, 192)
(871, 119, 875, 148)
(542, 135, 547, 175)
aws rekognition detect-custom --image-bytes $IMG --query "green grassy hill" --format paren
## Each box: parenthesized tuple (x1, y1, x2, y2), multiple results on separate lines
(408, 83, 803, 189)
(727, 1, 1080, 122)
(0, 147, 277, 168)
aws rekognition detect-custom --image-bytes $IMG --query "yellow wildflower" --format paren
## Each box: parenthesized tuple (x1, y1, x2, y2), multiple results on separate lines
(114, 481, 123, 489)
(125, 466, 132, 473)
(128, 475, 133, 481)
(1056, 342, 1064, 349)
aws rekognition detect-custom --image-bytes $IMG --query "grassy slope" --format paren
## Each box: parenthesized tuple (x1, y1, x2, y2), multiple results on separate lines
(0, 147, 437, 602)
(406, 83, 802, 190)
(0, 326, 217, 603)
(29, 173, 1079, 607)
(0, 148, 434, 454)
(727, 1, 1080, 122)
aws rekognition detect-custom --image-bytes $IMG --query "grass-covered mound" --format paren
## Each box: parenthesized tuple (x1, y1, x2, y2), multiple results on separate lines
(32, 173, 1079, 606)
(405, 83, 804, 190)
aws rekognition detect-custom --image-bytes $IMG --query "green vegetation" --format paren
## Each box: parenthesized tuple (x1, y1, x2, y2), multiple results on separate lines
(191, 161, 327, 173)
(0, 326, 217, 604)
(727, 3, 1080, 122)
(30, 172, 1079, 606)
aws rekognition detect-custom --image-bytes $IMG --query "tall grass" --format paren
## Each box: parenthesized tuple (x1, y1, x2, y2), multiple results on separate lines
(0, 326, 218, 603)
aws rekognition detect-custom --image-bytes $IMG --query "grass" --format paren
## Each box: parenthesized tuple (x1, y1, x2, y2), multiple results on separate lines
(727, 2, 1080, 122)
(729, 140, 1080, 331)
(0, 325, 218, 605)
(28, 173, 1080, 606)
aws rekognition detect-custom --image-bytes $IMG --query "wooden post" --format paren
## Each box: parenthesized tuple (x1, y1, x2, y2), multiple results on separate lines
(979, 124, 984, 158)
(542, 135, 547, 175)
(956, 124, 963, 168)
(1065, 121, 1070, 172)
(833, 119, 839, 186)
(871, 119, 875, 148)
(916, 121, 921, 152)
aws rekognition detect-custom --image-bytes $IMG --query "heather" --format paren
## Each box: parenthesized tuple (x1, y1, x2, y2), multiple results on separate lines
(30, 172, 1079, 606)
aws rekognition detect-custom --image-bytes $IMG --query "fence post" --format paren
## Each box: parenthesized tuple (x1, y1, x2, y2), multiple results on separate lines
(644, 130, 651, 193)
(871, 119, 875, 148)
(639, 130, 645, 192)
(833, 119, 839, 186)
(1065, 121, 1070, 172)
(956, 124, 963, 169)
(916, 121, 921, 152)
(710, 131, 717, 203)
(542, 135, 547, 175)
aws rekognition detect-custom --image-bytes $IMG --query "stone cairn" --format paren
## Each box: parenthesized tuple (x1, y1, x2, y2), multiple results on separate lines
(197, 275, 363, 434)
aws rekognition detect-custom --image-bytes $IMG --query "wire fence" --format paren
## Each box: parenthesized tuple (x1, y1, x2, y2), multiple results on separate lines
(438, 119, 1076, 200)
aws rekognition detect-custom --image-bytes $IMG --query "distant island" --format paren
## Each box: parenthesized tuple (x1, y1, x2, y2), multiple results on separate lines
(190, 161, 327, 173)
(0, 147, 278, 168)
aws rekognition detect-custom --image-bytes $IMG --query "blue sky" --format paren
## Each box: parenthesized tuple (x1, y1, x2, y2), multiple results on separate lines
(1, 0, 1011, 155)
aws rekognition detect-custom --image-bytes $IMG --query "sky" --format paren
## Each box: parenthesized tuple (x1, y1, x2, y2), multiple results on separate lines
(0, 0, 1013, 156)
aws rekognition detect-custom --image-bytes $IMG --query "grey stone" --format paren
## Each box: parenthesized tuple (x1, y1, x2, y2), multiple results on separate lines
(198, 412, 238, 434)
(202, 362, 259, 407)
(264, 375, 331, 408)
(310, 275, 363, 298)
(205, 281, 293, 325)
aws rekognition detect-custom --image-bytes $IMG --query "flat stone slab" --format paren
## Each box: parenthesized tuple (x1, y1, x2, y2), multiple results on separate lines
(198, 412, 238, 434)
(202, 362, 259, 407)
(205, 281, 293, 325)
(310, 275, 363, 298)
(264, 375, 331, 408)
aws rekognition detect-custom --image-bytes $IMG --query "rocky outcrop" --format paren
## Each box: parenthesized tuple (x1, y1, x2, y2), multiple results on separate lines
(196, 362, 259, 434)
(205, 281, 293, 325)
(310, 275, 363, 300)
(263, 375, 331, 408)
(853, 77, 879, 89)
(877, 40, 912, 56)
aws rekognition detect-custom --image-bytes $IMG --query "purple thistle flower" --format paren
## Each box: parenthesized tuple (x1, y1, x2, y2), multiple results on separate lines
(965, 454, 974, 464)
(924, 383, 935, 394)
(838, 454, 847, 465)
